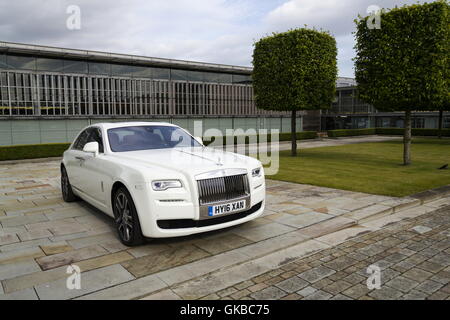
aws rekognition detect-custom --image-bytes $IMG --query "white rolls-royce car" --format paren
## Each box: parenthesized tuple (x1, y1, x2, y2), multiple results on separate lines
(61, 122, 265, 246)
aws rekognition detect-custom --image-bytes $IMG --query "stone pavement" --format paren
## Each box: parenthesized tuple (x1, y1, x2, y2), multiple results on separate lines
(157, 202, 450, 301)
(0, 152, 447, 300)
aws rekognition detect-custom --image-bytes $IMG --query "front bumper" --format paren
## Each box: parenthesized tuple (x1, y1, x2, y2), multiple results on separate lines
(134, 181, 266, 238)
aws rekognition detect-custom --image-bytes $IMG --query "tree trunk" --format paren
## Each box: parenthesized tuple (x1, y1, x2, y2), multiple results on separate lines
(403, 110, 412, 166)
(438, 110, 443, 139)
(291, 110, 297, 157)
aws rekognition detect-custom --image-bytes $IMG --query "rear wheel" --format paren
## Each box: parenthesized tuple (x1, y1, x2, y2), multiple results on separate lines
(61, 166, 78, 202)
(113, 187, 144, 246)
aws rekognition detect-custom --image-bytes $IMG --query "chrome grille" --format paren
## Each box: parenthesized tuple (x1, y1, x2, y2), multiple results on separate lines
(197, 174, 249, 205)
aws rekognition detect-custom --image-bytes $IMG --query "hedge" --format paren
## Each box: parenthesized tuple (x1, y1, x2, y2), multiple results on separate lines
(203, 131, 318, 146)
(0, 132, 318, 161)
(327, 128, 450, 138)
(327, 128, 376, 138)
(375, 128, 450, 137)
(0, 143, 71, 161)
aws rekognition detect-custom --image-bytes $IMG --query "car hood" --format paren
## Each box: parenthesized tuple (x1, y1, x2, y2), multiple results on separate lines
(111, 147, 260, 178)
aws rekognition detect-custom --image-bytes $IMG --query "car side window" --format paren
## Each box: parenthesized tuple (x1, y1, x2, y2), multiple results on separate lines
(72, 129, 90, 151)
(87, 128, 105, 153)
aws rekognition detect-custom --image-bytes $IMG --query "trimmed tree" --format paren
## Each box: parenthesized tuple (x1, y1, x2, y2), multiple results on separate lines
(355, 0, 449, 165)
(252, 29, 337, 156)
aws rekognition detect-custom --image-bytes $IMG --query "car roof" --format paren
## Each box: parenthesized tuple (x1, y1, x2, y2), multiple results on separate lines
(91, 122, 178, 130)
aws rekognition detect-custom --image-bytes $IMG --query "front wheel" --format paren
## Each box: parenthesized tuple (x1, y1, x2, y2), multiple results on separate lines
(113, 187, 144, 246)
(61, 166, 78, 202)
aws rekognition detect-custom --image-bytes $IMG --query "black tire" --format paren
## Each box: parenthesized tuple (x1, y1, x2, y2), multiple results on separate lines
(61, 166, 78, 202)
(113, 187, 144, 246)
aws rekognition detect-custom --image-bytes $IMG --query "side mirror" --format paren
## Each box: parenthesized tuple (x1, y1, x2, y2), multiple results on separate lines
(83, 142, 99, 156)
(194, 137, 203, 145)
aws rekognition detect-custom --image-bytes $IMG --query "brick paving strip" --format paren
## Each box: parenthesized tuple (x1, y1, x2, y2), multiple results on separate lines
(0, 139, 448, 300)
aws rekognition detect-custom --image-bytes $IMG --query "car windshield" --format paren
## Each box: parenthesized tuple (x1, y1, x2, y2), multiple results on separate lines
(107, 125, 202, 152)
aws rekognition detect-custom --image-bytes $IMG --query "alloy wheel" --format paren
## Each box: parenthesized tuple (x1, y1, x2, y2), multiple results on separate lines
(114, 191, 133, 242)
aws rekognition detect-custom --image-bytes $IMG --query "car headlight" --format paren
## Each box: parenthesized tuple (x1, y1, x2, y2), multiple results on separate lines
(151, 180, 183, 191)
(252, 167, 262, 178)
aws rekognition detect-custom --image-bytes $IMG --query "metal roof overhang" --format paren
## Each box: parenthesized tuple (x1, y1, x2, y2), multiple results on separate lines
(0, 41, 253, 74)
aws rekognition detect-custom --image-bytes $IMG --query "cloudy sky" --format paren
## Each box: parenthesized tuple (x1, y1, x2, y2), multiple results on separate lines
(0, 0, 433, 77)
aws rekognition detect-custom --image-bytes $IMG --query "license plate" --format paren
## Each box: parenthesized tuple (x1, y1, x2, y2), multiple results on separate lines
(208, 200, 246, 217)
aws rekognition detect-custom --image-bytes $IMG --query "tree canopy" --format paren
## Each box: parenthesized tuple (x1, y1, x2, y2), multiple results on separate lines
(355, 0, 449, 112)
(252, 28, 338, 112)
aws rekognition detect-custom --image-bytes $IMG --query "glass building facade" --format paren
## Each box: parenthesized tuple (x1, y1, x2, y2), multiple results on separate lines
(322, 86, 448, 130)
(0, 51, 269, 118)
(0, 42, 302, 146)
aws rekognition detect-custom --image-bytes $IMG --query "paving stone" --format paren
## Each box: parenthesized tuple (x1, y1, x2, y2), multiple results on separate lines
(356, 244, 387, 257)
(18, 229, 52, 241)
(0, 233, 19, 246)
(415, 280, 443, 294)
(322, 280, 353, 295)
(385, 276, 419, 293)
(403, 268, 433, 282)
(344, 204, 393, 223)
(235, 280, 254, 290)
(342, 284, 370, 299)
(231, 289, 251, 299)
(417, 261, 446, 273)
(232, 222, 295, 242)
(324, 256, 358, 271)
(193, 234, 253, 255)
(302, 289, 333, 300)
(275, 276, 308, 293)
(280, 293, 302, 300)
(343, 273, 366, 285)
(44, 207, 90, 221)
(217, 287, 238, 297)
(297, 216, 356, 239)
(2, 251, 132, 294)
(247, 283, 269, 293)
(77, 273, 166, 300)
(0, 259, 41, 281)
(411, 225, 433, 234)
(427, 291, 449, 300)
(250, 286, 286, 300)
(0, 288, 38, 300)
(369, 286, 403, 300)
(330, 293, 352, 300)
(277, 211, 333, 229)
(36, 245, 108, 270)
(402, 290, 428, 300)
(67, 233, 119, 249)
(40, 242, 73, 255)
(428, 252, 450, 266)
(430, 270, 450, 285)
(1, 214, 48, 228)
(35, 264, 135, 300)
(299, 266, 336, 283)
(296, 286, 317, 297)
(0, 247, 44, 265)
(122, 245, 210, 278)
(140, 289, 182, 300)
(317, 226, 374, 246)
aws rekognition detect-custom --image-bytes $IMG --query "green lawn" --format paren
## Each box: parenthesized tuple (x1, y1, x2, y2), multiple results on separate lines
(265, 138, 450, 197)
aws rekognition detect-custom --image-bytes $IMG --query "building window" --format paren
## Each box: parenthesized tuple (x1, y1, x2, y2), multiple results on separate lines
(88, 62, 111, 75)
(412, 118, 425, 128)
(36, 58, 65, 72)
(6, 54, 36, 70)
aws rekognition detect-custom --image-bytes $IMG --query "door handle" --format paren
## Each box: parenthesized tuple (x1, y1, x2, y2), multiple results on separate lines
(75, 156, 86, 161)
